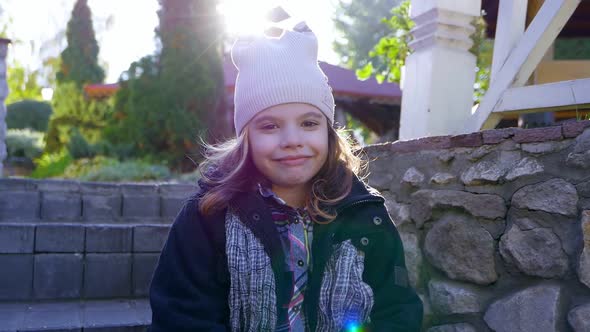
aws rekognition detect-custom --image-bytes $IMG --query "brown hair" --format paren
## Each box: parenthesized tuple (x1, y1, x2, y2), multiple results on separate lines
(197, 125, 366, 223)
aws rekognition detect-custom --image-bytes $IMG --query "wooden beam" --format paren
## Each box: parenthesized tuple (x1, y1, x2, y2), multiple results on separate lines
(493, 78, 590, 115)
(463, 0, 581, 133)
(490, 0, 528, 82)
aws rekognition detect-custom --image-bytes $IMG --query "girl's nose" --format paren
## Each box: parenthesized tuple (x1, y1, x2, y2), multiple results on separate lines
(279, 125, 303, 148)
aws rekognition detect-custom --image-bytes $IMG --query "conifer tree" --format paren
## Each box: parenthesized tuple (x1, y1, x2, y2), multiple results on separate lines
(46, 0, 109, 153)
(57, 0, 104, 87)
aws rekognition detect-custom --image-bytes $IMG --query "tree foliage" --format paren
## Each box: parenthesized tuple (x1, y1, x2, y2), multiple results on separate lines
(355, 1, 413, 84)
(108, 0, 224, 170)
(56, 0, 105, 87)
(6, 62, 43, 104)
(357, 1, 493, 102)
(333, 0, 402, 69)
(46, 82, 112, 153)
(46, 0, 110, 154)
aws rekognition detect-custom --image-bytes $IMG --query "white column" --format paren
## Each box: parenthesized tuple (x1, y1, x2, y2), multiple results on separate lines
(0, 38, 10, 177)
(399, 0, 481, 140)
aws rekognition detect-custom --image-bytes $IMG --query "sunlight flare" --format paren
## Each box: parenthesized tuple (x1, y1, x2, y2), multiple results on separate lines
(216, 0, 280, 36)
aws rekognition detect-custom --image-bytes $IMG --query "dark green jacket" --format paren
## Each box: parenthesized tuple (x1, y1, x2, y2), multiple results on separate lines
(149, 176, 423, 331)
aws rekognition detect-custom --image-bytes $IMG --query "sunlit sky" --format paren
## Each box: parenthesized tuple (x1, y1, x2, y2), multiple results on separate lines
(1, 0, 340, 84)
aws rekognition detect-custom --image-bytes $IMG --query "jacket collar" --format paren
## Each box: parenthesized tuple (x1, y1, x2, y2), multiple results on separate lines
(330, 175, 384, 213)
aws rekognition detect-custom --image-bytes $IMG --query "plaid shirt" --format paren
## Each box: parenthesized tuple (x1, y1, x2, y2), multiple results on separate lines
(258, 184, 313, 332)
(225, 188, 374, 332)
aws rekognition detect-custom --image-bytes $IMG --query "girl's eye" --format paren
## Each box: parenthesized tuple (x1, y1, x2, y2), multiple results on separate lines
(260, 123, 278, 130)
(302, 121, 318, 128)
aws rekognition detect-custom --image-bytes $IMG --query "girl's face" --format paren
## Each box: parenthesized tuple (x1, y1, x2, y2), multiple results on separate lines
(247, 103, 329, 195)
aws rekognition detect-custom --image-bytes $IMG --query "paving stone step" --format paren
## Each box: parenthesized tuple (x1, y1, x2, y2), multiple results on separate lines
(0, 299, 150, 332)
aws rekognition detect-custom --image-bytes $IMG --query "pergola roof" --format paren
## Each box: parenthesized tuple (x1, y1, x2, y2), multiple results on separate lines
(86, 58, 402, 104)
(482, 0, 590, 38)
(83, 83, 120, 98)
(222, 56, 401, 103)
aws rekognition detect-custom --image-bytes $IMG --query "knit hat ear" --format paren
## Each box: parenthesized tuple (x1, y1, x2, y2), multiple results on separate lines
(230, 21, 335, 135)
(288, 21, 318, 59)
(230, 35, 257, 69)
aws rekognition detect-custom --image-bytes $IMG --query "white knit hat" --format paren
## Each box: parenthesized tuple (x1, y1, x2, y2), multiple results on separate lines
(231, 22, 335, 134)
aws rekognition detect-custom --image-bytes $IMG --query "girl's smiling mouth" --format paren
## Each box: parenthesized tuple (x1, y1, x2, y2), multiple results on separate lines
(275, 156, 311, 166)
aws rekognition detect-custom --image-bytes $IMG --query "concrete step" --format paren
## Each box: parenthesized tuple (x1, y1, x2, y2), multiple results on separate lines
(0, 299, 150, 332)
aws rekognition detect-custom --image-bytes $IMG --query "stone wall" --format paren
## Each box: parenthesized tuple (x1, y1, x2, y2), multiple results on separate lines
(363, 120, 590, 331)
(1, 121, 590, 331)
(0, 180, 195, 301)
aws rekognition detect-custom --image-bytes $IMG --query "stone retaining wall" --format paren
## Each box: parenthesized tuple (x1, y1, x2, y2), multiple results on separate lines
(2, 121, 590, 331)
(0, 180, 196, 301)
(363, 120, 590, 331)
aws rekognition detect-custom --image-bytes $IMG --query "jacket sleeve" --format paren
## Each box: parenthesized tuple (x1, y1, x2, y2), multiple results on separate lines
(364, 209, 424, 332)
(148, 199, 229, 332)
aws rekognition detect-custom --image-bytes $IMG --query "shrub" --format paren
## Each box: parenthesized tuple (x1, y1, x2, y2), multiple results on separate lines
(30, 150, 73, 179)
(46, 82, 112, 153)
(5, 129, 45, 161)
(62, 157, 171, 182)
(6, 100, 53, 131)
(67, 128, 94, 159)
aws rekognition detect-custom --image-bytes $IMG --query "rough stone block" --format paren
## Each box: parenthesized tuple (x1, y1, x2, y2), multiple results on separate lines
(521, 140, 573, 154)
(410, 189, 506, 228)
(484, 284, 562, 332)
(81, 182, 122, 220)
(401, 167, 425, 186)
(482, 127, 517, 145)
(398, 231, 422, 289)
(424, 213, 497, 285)
(84, 254, 132, 298)
(579, 211, 590, 288)
(133, 225, 170, 252)
(562, 120, 590, 138)
(121, 184, 160, 219)
(35, 224, 85, 252)
(34, 254, 83, 299)
(568, 303, 590, 332)
(577, 180, 590, 198)
(0, 191, 40, 221)
(513, 126, 562, 143)
(133, 253, 159, 296)
(0, 254, 33, 300)
(512, 178, 578, 217)
(389, 136, 451, 154)
(450, 132, 483, 148)
(39, 180, 82, 221)
(86, 225, 133, 253)
(428, 279, 483, 315)
(0, 224, 34, 253)
(382, 191, 411, 226)
(500, 225, 568, 278)
(427, 323, 477, 332)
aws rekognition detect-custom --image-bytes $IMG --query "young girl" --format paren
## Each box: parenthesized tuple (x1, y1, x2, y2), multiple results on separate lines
(148, 22, 423, 332)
